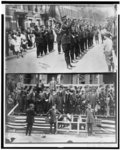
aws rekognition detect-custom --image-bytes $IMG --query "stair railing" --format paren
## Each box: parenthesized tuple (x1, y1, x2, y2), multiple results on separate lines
(7, 103, 19, 116)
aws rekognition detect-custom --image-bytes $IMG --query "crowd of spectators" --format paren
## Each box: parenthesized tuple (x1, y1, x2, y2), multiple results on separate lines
(6, 27, 36, 58)
(6, 78, 115, 117)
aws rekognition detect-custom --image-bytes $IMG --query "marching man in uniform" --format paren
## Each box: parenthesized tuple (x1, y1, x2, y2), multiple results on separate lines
(61, 16, 73, 69)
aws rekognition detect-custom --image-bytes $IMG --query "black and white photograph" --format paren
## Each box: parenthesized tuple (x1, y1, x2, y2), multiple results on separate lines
(5, 73, 117, 144)
(1, 1, 119, 149)
(5, 4, 117, 73)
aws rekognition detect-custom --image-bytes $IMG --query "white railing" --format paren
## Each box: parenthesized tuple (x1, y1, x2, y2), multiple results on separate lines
(56, 115, 102, 134)
(7, 103, 19, 116)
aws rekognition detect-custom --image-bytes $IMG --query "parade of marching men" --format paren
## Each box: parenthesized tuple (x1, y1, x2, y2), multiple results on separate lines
(6, 4, 117, 72)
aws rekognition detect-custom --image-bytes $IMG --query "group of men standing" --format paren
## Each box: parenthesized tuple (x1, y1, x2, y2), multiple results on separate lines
(34, 25, 54, 58)
(54, 16, 97, 69)
(33, 16, 99, 69)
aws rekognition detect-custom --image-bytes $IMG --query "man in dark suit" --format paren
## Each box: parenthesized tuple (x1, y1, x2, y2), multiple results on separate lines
(38, 79, 44, 92)
(43, 25, 48, 55)
(34, 25, 44, 58)
(70, 25, 76, 63)
(26, 103, 35, 136)
(47, 26, 54, 52)
(84, 26, 88, 51)
(86, 104, 95, 136)
(80, 26, 85, 55)
(47, 105, 61, 134)
(64, 88, 71, 113)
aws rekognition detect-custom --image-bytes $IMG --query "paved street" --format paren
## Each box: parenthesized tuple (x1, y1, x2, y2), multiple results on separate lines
(6, 132, 116, 144)
(6, 42, 108, 73)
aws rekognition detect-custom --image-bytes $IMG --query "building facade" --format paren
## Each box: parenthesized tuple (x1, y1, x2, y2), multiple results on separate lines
(18, 74, 105, 85)
(5, 5, 45, 31)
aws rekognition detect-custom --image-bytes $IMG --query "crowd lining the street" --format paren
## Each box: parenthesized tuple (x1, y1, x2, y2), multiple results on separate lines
(6, 16, 117, 71)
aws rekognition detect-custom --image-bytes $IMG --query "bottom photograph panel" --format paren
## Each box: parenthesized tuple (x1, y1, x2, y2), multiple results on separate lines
(5, 73, 117, 145)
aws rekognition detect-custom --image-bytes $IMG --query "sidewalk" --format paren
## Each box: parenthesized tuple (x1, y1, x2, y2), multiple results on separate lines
(6, 47, 36, 60)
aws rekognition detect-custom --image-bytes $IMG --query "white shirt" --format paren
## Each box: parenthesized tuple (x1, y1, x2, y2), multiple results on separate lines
(103, 37, 113, 52)
(16, 36, 21, 46)
(21, 34, 26, 41)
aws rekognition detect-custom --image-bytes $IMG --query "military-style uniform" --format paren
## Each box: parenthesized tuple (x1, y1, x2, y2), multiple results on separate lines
(90, 29, 94, 47)
(43, 29, 48, 55)
(61, 23, 72, 68)
(88, 28, 91, 48)
(70, 30, 75, 62)
(74, 32, 80, 58)
(80, 29, 85, 53)
(84, 29, 88, 50)
(34, 29, 44, 57)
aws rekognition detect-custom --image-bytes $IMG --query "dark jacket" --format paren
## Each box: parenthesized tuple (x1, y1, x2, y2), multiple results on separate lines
(47, 30, 54, 42)
(26, 109, 35, 125)
(47, 108, 61, 123)
(34, 30, 44, 45)
(61, 23, 71, 45)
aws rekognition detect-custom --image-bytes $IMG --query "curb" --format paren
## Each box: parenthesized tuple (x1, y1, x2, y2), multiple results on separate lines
(6, 48, 36, 61)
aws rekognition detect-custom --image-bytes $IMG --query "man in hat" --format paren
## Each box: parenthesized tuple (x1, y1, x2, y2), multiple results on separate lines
(80, 25, 85, 55)
(86, 103, 95, 136)
(42, 25, 48, 55)
(26, 103, 36, 136)
(61, 15, 73, 69)
(47, 26, 54, 53)
(34, 25, 44, 58)
(38, 79, 44, 92)
(47, 105, 61, 134)
(103, 33, 113, 72)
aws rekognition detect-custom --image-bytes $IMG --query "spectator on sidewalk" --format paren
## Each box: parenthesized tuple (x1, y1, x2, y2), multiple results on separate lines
(103, 33, 113, 72)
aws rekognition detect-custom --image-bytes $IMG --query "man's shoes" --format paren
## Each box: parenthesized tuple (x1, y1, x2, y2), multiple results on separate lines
(67, 65, 72, 69)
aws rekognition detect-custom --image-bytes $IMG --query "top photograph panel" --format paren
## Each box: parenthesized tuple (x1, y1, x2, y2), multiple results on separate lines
(5, 4, 117, 73)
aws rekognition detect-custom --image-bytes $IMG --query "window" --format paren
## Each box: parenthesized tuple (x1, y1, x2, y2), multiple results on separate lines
(28, 5, 32, 11)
